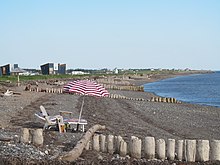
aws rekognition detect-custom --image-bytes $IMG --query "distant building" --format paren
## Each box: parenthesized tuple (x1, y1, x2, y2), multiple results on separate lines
(0, 64, 10, 76)
(58, 63, 66, 74)
(40, 63, 54, 75)
(14, 64, 19, 69)
(113, 68, 119, 74)
(71, 71, 89, 75)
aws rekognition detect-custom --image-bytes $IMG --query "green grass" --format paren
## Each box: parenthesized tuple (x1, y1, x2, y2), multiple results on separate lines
(0, 70, 195, 83)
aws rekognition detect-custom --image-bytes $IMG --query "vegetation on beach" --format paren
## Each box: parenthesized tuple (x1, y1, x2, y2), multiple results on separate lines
(0, 69, 211, 84)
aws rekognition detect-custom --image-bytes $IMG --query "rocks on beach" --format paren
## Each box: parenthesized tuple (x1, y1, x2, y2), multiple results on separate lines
(0, 73, 220, 164)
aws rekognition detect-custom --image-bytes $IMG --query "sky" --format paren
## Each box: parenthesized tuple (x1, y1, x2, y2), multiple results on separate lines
(0, 0, 220, 70)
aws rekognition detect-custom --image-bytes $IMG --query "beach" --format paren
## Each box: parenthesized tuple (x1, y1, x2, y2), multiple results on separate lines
(0, 71, 219, 164)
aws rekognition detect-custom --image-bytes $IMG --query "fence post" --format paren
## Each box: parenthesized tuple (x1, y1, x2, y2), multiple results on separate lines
(20, 128, 30, 143)
(32, 129, 43, 146)
(130, 136, 142, 159)
(197, 140, 210, 161)
(156, 139, 166, 160)
(210, 140, 220, 161)
(93, 134, 100, 152)
(100, 134, 106, 152)
(185, 140, 196, 162)
(115, 135, 123, 154)
(119, 140, 127, 157)
(144, 136, 155, 160)
(167, 139, 175, 160)
(177, 140, 184, 161)
(107, 135, 114, 154)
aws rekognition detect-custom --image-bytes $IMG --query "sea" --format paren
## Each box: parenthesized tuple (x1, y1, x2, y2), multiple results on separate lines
(144, 71, 220, 108)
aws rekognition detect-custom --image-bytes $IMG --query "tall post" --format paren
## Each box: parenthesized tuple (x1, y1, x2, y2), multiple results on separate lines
(167, 139, 175, 160)
(156, 139, 166, 160)
(144, 136, 155, 160)
(185, 140, 196, 162)
(210, 140, 220, 161)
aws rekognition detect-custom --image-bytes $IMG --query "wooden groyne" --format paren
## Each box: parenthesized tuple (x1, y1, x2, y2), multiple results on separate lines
(103, 84, 144, 92)
(87, 134, 220, 162)
(150, 97, 181, 104)
(19, 128, 220, 162)
(26, 87, 182, 104)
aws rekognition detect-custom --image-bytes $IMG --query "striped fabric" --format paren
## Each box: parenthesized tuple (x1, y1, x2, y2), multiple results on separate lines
(63, 80, 109, 97)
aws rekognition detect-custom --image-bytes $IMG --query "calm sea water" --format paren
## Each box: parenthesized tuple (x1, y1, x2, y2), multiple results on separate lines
(144, 71, 220, 107)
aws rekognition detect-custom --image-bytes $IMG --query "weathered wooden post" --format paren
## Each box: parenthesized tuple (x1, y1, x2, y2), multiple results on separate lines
(107, 135, 114, 154)
(167, 139, 175, 160)
(158, 97, 162, 102)
(144, 136, 155, 160)
(20, 128, 29, 143)
(196, 140, 210, 161)
(156, 139, 166, 160)
(119, 140, 127, 157)
(130, 136, 142, 159)
(100, 134, 106, 152)
(177, 140, 184, 161)
(210, 140, 220, 161)
(162, 98, 166, 103)
(32, 129, 44, 146)
(93, 134, 100, 152)
(115, 135, 123, 154)
(185, 140, 196, 162)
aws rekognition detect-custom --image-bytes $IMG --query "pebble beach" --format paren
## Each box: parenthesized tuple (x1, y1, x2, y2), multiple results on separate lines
(0, 72, 219, 164)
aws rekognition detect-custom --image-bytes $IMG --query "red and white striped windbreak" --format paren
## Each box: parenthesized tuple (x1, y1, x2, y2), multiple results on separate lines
(63, 80, 109, 97)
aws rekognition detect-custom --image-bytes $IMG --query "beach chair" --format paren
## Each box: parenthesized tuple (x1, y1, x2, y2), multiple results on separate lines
(35, 105, 63, 130)
(35, 105, 88, 132)
(3, 89, 13, 96)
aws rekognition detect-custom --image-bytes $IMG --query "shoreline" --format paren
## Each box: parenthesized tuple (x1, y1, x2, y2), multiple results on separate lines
(129, 70, 219, 109)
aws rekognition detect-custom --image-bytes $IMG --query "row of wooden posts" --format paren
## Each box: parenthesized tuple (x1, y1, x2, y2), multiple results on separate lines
(28, 86, 144, 94)
(88, 134, 220, 162)
(29, 87, 182, 103)
(20, 128, 44, 146)
(109, 94, 145, 101)
(103, 85, 144, 92)
(150, 97, 181, 104)
(28, 87, 146, 101)
(19, 128, 220, 162)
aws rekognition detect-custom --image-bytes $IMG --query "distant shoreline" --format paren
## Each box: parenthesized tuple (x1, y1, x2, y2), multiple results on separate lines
(128, 70, 214, 86)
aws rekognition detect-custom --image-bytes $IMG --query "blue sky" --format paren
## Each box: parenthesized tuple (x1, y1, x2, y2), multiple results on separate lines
(0, 0, 219, 70)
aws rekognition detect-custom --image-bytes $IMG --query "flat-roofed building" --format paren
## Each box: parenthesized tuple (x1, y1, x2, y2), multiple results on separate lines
(58, 63, 66, 74)
(0, 64, 10, 76)
(40, 63, 54, 75)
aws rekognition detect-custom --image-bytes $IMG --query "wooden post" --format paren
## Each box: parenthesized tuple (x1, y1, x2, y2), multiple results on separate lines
(185, 140, 196, 162)
(119, 140, 127, 157)
(210, 140, 220, 161)
(156, 139, 166, 160)
(32, 129, 43, 146)
(107, 135, 114, 154)
(20, 128, 29, 143)
(130, 136, 142, 159)
(197, 140, 210, 162)
(144, 136, 155, 160)
(115, 135, 123, 154)
(100, 134, 106, 152)
(177, 140, 184, 161)
(167, 139, 175, 160)
(93, 134, 100, 152)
